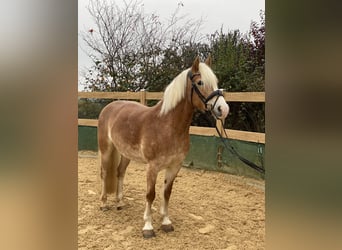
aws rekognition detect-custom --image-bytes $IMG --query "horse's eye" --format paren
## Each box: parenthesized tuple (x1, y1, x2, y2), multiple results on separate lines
(197, 80, 203, 86)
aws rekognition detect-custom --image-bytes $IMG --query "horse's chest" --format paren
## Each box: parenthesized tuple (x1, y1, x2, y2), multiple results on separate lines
(142, 136, 189, 163)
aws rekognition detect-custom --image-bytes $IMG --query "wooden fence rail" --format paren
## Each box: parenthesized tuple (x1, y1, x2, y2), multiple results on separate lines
(78, 91, 265, 143)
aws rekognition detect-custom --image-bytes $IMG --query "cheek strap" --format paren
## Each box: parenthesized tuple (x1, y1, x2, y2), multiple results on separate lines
(188, 70, 224, 110)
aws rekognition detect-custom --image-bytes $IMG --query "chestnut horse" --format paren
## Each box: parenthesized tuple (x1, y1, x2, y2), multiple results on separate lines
(97, 56, 229, 238)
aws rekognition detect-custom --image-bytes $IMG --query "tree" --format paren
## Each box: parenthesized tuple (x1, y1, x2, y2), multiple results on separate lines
(249, 10, 265, 76)
(79, 0, 204, 92)
(79, 2, 265, 133)
(206, 11, 265, 132)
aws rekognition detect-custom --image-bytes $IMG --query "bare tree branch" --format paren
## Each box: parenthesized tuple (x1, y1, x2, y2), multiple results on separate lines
(80, 0, 204, 91)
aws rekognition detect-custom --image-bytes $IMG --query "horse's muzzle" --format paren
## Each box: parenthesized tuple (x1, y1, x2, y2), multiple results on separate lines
(211, 96, 229, 120)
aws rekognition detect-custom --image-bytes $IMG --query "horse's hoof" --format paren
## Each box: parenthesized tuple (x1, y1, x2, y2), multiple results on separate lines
(142, 230, 156, 239)
(161, 224, 174, 233)
(100, 205, 111, 211)
(116, 202, 126, 210)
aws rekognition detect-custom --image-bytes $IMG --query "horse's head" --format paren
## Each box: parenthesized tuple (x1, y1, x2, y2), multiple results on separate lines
(188, 56, 229, 120)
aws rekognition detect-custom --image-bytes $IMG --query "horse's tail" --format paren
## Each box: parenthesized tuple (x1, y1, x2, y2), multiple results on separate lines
(99, 147, 121, 194)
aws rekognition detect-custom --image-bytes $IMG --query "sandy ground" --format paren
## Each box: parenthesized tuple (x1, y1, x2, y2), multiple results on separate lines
(78, 151, 265, 250)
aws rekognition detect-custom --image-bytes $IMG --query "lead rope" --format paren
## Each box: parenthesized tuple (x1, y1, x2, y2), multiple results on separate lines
(209, 112, 265, 174)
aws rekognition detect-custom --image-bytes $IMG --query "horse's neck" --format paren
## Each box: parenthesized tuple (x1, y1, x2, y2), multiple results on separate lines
(160, 98, 194, 132)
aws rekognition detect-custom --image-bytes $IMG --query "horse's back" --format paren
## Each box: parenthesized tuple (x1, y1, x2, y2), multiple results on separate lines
(100, 100, 147, 116)
(98, 100, 157, 161)
(99, 100, 151, 125)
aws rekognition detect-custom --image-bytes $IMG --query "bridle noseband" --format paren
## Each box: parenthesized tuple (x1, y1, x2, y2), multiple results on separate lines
(188, 70, 224, 112)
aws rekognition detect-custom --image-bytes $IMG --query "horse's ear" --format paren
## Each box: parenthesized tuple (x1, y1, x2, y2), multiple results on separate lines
(205, 54, 212, 67)
(192, 56, 200, 72)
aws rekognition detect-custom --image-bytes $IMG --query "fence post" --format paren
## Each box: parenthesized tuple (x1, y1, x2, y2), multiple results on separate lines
(216, 119, 224, 136)
(140, 89, 147, 106)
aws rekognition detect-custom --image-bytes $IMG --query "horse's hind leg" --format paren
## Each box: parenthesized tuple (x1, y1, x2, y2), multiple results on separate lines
(99, 149, 112, 210)
(160, 165, 181, 233)
(116, 155, 130, 210)
(99, 146, 120, 211)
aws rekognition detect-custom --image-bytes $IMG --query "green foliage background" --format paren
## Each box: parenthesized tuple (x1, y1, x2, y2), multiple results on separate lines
(79, 10, 265, 133)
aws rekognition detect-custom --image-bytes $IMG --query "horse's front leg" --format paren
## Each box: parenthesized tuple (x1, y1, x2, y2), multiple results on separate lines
(160, 165, 181, 233)
(142, 166, 158, 238)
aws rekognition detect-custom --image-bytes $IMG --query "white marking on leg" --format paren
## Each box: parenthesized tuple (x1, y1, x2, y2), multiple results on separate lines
(162, 216, 172, 226)
(161, 196, 172, 225)
(116, 177, 125, 207)
(160, 195, 166, 214)
(117, 178, 123, 200)
(143, 221, 153, 231)
(160, 166, 180, 226)
(143, 202, 153, 231)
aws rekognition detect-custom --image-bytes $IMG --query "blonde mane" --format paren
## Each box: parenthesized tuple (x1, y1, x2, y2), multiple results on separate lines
(160, 62, 218, 115)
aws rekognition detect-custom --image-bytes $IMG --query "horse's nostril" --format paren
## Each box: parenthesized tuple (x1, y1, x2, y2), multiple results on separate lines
(218, 106, 222, 112)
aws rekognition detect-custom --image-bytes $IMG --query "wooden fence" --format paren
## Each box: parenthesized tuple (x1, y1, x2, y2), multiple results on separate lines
(78, 91, 265, 144)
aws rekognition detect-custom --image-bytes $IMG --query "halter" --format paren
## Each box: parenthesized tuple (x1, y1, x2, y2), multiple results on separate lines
(188, 70, 224, 113)
(188, 70, 264, 174)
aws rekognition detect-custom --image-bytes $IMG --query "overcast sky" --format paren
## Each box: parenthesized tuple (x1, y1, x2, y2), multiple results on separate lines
(78, 0, 264, 88)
